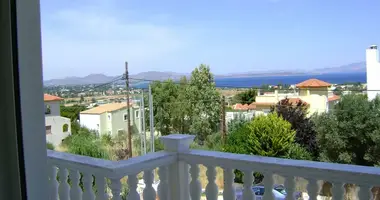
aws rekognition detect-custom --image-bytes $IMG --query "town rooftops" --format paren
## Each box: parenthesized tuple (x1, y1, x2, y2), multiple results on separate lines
(296, 79, 332, 88)
(80, 103, 128, 114)
(44, 94, 63, 102)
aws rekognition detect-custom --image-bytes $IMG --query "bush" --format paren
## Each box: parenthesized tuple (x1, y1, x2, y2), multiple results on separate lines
(46, 142, 55, 150)
(67, 133, 109, 159)
(223, 113, 310, 184)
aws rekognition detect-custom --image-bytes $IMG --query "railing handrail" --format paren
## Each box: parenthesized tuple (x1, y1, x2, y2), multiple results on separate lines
(180, 149, 380, 186)
(47, 150, 176, 178)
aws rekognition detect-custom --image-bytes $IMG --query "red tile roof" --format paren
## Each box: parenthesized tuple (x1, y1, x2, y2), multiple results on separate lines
(44, 94, 63, 102)
(328, 95, 340, 102)
(287, 98, 308, 105)
(296, 79, 332, 88)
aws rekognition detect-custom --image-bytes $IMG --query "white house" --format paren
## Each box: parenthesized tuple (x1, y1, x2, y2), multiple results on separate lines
(366, 45, 380, 100)
(79, 103, 141, 136)
(44, 94, 71, 147)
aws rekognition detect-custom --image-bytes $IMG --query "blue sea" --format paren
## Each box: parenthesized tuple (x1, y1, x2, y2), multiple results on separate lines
(215, 72, 366, 88)
(133, 72, 366, 88)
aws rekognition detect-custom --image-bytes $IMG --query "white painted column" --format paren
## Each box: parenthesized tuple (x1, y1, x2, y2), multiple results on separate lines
(160, 134, 195, 200)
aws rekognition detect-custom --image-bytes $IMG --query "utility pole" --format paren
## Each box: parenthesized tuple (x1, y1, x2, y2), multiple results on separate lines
(125, 62, 132, 158)
(149, 85, 155, 152)
(141, 90, 146, 155)
(221, 95, 226, 143)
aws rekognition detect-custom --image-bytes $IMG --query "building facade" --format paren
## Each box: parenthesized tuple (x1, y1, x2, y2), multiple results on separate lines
(366, 45, 380, 100)
(44, 94, 71, 147)
(79, 103, 141, 136)
(250, 79, 340, 116)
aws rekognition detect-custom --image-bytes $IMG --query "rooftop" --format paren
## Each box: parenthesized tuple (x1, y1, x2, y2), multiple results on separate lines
(296, 79, 332, 88)
(80, 103, 128, 114)
(328, 95, 340, 102)
(44, 94, 63, 102)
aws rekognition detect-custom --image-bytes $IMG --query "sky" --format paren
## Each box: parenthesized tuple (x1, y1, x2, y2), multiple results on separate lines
(41, 0, 380, 80)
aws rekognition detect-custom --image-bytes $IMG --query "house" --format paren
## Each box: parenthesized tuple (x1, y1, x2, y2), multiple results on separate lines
(366, 45, 380, 100)
(44, 94, 71, 147)
(251, 78, 340, 115)
(79, 103, 141, 136)
(3, 3, 380, 200)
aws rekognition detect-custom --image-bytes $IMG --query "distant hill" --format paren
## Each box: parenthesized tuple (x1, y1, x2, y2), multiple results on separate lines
(309, 61, 366, 74)
(43, 62, 367, 86)
(43, 71, 187, 86)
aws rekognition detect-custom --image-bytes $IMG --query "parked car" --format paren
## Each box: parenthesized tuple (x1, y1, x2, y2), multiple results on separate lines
(235, 184, 302, 200)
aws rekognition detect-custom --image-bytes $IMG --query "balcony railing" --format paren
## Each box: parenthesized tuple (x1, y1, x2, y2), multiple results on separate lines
(47, 134, 380, 200)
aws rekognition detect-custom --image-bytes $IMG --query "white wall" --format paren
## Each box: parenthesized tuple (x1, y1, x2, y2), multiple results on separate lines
(366, 45, 380, 100)
(44, 101, 60, 116)
(45, 116, 71, 146)
(80, 114, 101, 133)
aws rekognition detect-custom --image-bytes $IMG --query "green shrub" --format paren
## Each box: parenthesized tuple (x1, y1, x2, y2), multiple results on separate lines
(46, 142, 55, 150)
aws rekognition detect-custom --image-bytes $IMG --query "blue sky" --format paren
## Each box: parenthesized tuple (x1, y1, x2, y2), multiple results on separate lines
(41, 0, 380, 79)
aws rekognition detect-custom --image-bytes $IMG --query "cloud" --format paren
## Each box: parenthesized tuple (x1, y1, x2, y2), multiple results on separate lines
(41, 1, 192, 79)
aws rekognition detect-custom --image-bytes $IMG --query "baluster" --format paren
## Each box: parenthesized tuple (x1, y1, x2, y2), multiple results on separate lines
(263, 172, 274, 200)
(359, 184, 372, 200)
(83, 173, 95, 200)
(143, 170, 156, 200)
(58, 167, 70, 200)
(284, 175, 295, 200)
(49, 166, 59, 200)
(206, 165, 219, 200)
(242, 170, 255, 200)
(110, 177, 122, 200)
(69, 169, 82, 200)
(307, 178, 318, 200)
(332, 182, 344, 200)
(95, 176, 107, 200)
(223, 168, 235, 200)
(158, 166, 169, 200)
(190, 164, 202, 200)
(127, 174, 140, 200)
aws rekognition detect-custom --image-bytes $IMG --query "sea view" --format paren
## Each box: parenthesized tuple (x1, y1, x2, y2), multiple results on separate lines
(215, 72, 366, 88)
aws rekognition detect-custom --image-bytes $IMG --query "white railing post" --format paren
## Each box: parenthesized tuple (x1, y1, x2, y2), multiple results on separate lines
(160, 134, 195, 200)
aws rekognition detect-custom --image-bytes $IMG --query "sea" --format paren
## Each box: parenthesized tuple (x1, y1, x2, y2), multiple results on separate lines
(215, 72, 366, 88)
(133, 72, 366, 88)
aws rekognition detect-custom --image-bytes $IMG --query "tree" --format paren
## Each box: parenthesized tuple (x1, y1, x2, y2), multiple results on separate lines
(187, 64, 221, 142)
(314, 94, 380, 166)
(148, 80, 179, 136)
(171, 76, 191, 134)
(80, 95, 85, 103)
(223, 113, 311, 183)
(232, 88, 257, 104)
(270, 98, 318, 159)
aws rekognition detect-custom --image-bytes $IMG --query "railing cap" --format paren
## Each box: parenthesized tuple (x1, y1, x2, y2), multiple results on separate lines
(160, 134, 195, 152)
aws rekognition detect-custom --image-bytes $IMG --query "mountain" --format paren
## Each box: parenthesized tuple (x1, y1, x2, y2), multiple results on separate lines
(309, 61, 366, 74)
(44, 74, 117, 86)
(43, 62, 367, 86)
(43, 71, 187, 86)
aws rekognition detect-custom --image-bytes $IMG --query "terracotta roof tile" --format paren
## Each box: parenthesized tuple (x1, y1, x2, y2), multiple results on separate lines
(44, 94, 63, 102)
(81, 103, 128, 114)
(296, 79, 332, 88)
(328, 95, 340, 102)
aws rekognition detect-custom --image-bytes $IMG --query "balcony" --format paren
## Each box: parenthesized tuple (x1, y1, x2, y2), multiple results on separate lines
(48, 134, 380, 200)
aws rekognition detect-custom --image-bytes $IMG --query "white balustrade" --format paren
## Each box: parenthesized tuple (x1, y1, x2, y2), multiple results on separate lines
(83, 172, 95, 200)
(242, 170, 255, 200)
(158, 166, 169, 200)
(223, 168, 235, 200)
(127, 174, 140, 200)
(58, 168, 70, 200)
(69, 169, 82, 200)
(47, 134, 380, 200)
(143, 170, 156, 200)
(190, 164, 202, 200)
(205, 165, 219, 200)
(95, 176, 106, 200)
